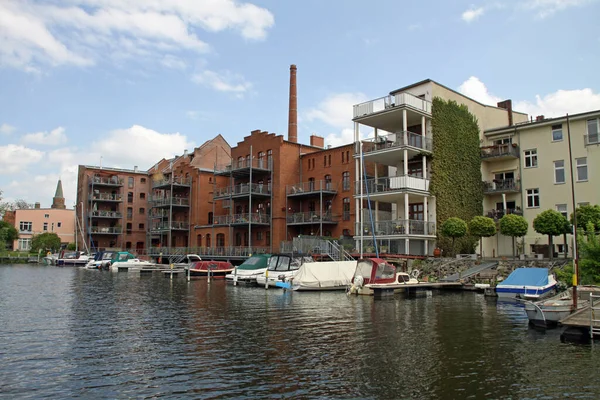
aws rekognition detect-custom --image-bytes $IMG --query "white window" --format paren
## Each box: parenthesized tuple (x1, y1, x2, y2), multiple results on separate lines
(526, 188, 540, 208)
(554, 160, 565, 184)
(19, 221, 32, 232)
(587, 118, 599, 145)
(557, 244, 566, 254)
(551, 124, 563, 141)
(578, 202, 590, 207)
(494, 137, 511, 145)
(555, 204, 568, 219)
(576, 157, 588, 181)
(524, 149, 537, 168)
(18, 238, 32, 251)
(43, 222, 48, 231)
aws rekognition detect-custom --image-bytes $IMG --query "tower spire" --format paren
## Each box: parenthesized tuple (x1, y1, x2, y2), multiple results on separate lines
(51, 179, 66, 209)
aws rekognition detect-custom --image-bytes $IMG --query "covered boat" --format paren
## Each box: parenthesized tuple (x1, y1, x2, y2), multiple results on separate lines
(225, 254, 271, 285)
(189, 261, 234, 277)
(348, 258, 419, 295)
(256, 254, 313, 288)
(291, 260, 357, 291)
(496, 268, 556, 300)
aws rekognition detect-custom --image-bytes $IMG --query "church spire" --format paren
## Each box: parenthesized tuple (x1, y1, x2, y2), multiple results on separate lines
(51, 179, 66, 209)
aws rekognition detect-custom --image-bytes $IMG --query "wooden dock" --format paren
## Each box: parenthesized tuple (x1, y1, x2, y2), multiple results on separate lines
(367, 282, 464, 298)
(559, 306, 597, 328)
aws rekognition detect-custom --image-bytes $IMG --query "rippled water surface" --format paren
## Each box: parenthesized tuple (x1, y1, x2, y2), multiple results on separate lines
(1, 264, 599, 399)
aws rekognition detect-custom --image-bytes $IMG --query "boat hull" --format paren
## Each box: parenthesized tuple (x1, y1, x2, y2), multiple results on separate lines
(496, 284, 556, 300)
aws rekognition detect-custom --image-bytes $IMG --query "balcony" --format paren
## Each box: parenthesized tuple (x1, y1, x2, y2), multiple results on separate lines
(585, 133, 599, 146)
(480, 144, 519, 161)
(151, 221, 190, 231)
(354, 92, 432, 119)
(214, 182, 271, 200)
(89, 193, 123, 202)
(213, 213, 270, 226)
(359, 131, 432, 165)
(486, 208, 523, 220)
(483, 179, 520, 194)
(217, 158, 272, 177)
(286, 212, 338, 225)
(89, 210, 122, 219)
(147, 246, 270, 258)
(356, 219, 436, 237)
(355, 175, 429, 199)
(89, 227, 122, 234)
(89, 175, 123, 186)
(150, 196, 190, 207)
(152, 176, 192, 189)
(286, 180, 337, 197)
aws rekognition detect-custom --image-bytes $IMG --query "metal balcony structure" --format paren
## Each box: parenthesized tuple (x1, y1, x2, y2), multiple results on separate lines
(355, 175, 429, 200)
(213, 213, 270, 226)
(150, 196, 190, 207)
(286, 180, 337, 197)
(356, 219, 436, 238)
(89, 210, 122, 219)
(216, 158, 272, 177)
(353, 92, 432, 121)
(89, 193, 123, 202)
(486, 208, 523, 220)
(480, 144, 520, 161)
(89, 175, 123, 187)
(286, 212, 338, 225)
(358, 131, 432, 165)
(483, 179, 520, 195)
(152, 176, 192, 189)
(89, 227, 122, 234)
(214, 182, 271, 200)
(151, 221, 190, 232)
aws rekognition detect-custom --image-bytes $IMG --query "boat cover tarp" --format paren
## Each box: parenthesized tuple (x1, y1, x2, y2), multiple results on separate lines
(498, 268, 549, 287)
(237, 254, 270, 270)
(292, 261, 356, 289)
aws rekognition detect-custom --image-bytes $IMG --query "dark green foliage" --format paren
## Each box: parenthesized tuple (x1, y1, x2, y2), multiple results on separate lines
(572, 204, 600, 232)
(578, 223, 600, 285)
(0, 220, 18, 251)
(430, 97, 483, 255)
(499, 214, 528, 258)
(533, 209, 569, 260)
(66, 242, 77, 251)
(468, 216, 497, 258)
(31, 233, 62, 253)
(440, 217, 468, 256)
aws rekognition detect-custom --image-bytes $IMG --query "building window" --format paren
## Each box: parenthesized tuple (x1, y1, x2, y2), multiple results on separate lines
(246, 154, 251, 167)
(587, 118, 599, 144)
(43, 222, 48, 231)
(126, 223, 132, 234)
(139, 223, 144, 230)
(127, 207, 133, 219)
(237, 156, 244, 168)
(557, 244, 566, 254)
(556, 204, 568, 219)
(208, 212, 213, 225)
(494, 137, 511, 146)
(346, 151, 350, 163)
(267, 150, 272, 168)
(140, 193, 145, 200)
(18, 238, 32, 251)
(19, 221, 32, 232)
(266, 231, 270, 246)
(141, 177, 146, 184)
(554, 160, 565, 184)
(342, 229, 351, 237)
(324, 175, 332, 190)
(328, 154, 331, 166)
(51, 223, 54, 231)
(576, 157, 588, 181)
(126, 241, 132, 249)
(139, 207, 145, 215)
(578, 202, 590, 207)
(324, 155, 327, 167)
(341, 152, 345, 163)
(342, 172, 350, 191)
(128, 177, 134, 188)
(257, 231, 263, 240)
(343, 198, 350, 220)
(524, 149, 537, 168)
(258, 151, 265, 169)
(44, 214, 49, 218)
(526, 188, 540, 208)
(551, 124, 563, 141)
(217, 233, 225, 247)
(127, 192, 133, 203)
(308, 177, 315, 191)
(57, 222, 61, 228)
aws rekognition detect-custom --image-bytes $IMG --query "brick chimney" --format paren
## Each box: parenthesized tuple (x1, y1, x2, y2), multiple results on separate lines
(288, 64, 298, 143)
(310, 134, 324, 148)
(497, 99, 513, 126)
(536, 115, 545, 122)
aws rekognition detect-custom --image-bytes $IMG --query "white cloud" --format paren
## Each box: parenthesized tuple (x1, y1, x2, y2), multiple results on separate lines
(0, 144, 44, 173)
(521, 0, 594, 18)
(22, 127, 68, 146)
(192, 69, 252, 96)
(161, 54, 187, 70)
(0, 123, 16, 135)
(461, 7, 485, 22)
(305, 92, 368, 129)
(0, 0, 274, 72)
(458, 76, 600, 118)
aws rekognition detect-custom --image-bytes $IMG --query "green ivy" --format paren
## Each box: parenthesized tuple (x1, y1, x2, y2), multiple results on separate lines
(430, 97, 483, 254)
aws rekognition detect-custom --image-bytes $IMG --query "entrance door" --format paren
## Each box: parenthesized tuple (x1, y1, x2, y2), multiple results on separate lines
(408, 203, 424, 220)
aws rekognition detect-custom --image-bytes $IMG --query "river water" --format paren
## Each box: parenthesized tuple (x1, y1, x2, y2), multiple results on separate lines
(0, 264, 598, 399)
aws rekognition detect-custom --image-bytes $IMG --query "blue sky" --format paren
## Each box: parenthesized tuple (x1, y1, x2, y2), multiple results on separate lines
(1, 0, 599, 208)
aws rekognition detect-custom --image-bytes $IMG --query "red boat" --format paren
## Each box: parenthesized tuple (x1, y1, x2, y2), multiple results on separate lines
(189, 261, 234, 277)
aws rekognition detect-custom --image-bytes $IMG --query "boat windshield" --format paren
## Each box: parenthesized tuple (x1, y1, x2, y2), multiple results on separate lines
(354, 260, 373, 279)
(375, 262, 395, 280)
(267, 255, 311, 272)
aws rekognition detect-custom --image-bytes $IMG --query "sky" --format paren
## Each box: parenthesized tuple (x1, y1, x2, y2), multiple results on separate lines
(1, 0, 599, 209)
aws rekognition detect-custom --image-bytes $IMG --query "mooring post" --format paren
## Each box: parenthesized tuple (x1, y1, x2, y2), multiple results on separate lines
(233, 266, 238, 286)
(170, 263, 174, 280)
(265, 268, 269, 290)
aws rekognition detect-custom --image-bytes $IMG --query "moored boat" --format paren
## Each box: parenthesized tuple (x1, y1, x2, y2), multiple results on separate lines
(225, 254, 271, 285)
(56, 251, 90, 266)
(189, 261, 234, 277)
(291, 260, 357, 291)
(348, 258, 420, 295)
(524, 285, 600, 327)
(256, 254, 313, 288)
(496, 268, 557, 300)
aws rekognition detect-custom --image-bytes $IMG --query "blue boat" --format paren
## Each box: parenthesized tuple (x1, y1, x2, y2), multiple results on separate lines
(496, 268, 557, 300)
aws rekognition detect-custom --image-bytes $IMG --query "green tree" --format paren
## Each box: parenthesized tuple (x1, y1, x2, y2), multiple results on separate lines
(499, 214, 528, 259)
(578, 222, 600, 285)
(0, 220, 19, 252)
(533, 209, 569, 260)
(571, 204, 600, 233)
(31, 233, 62, 253)
(468, 216, 497, 258)
(440, 217, 468, 256)
(66, 242, 77, 251)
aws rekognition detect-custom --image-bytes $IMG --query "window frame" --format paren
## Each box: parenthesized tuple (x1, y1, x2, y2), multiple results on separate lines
(553, 160, 565, 184)
(524, 149, 538, 168)
(587, 118, 599, 145)
(551, 124, 563, 142)
(526, 188, 540, 208)
(576, 157, 588, 182)
(555, 204, 568, 219)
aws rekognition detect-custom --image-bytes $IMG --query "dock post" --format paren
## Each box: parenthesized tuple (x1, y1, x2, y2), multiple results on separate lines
(170, 263, 174, 280)
(265, 268, 269, 290)
(208, 265, 212, 284)
(233, 267, 238, 286)
(187, 262, 190, 282)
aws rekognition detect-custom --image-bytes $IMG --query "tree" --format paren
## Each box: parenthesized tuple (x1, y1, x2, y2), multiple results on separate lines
(31, 233, 61, 253)
(499, 214, 528, 259)
(66, 242, 77, 251)
(468, 216, 497, 258)
(440, 217, 468, 256)
(533, 210, 569, 260)
(572, 204, 600, 233)
(0, 220, 18, 252)
(578, 222, 600, 285)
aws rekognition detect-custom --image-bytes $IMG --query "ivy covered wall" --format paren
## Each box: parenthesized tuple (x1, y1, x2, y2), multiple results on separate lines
(430, 97, 483, 254)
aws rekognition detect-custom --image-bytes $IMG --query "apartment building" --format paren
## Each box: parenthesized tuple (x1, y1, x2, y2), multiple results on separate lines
(352, 79, 528, 256)
(482, 110, 600, 257)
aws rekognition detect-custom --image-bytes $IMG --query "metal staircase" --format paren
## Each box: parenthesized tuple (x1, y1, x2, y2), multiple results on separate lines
(439, 261, 499, 282)
(281, 237, 354, 261)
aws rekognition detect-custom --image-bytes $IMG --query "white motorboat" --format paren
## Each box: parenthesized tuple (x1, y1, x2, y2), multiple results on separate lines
(256, 254, 313, 288)
(348, 258, 420, 295)
(225, 254, 271, 285)
(291, 260, 357, 291)
(524, 286, 600, 327)
(496, 268, 557, 300)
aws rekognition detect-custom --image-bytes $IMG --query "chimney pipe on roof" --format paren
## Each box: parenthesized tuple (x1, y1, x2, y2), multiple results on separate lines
(288, 64, 298, 143)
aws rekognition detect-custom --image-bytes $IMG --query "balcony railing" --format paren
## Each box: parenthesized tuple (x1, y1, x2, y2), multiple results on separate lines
(286, 180, 337, 196)
(360, 131, 432, 154)
(483, 179, 520, 194)
(356, 219, 436, 237)
(286, 212, 337, 224)
(152, 176, 192, 188)
(90, 176, 123, 186)
(151, 221, 190, 231)
(89, 227, 122, 234)
(224, 158, 272, 172)
(146, 246, 270, 258)
(585, 133, 599, 146)
(150, 197, 190, 207)
(90, 193, 123, 201)
(353, 92, 432, 119)
(90, 210, 122, 218)
(213, 213, 270, 225)
(480, 144, 519, 159)
(355, 175, 429, 196)
(214, 183, 272, 198)
(486, 208, 523, 220)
